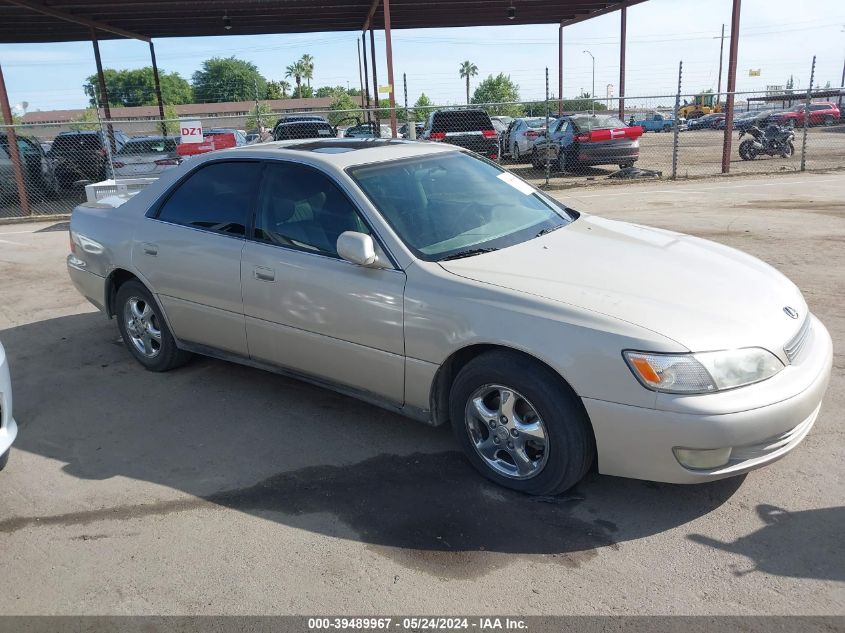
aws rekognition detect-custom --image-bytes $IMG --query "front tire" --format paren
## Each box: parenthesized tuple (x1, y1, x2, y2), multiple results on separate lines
(115, 280, 191, 372)
(449, 350, 595, 495)
(781, 140, 795, 158)
(739, 139, 757, 161)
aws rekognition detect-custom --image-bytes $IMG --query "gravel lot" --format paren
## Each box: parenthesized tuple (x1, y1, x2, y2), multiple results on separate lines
(0, 172, 842, 615)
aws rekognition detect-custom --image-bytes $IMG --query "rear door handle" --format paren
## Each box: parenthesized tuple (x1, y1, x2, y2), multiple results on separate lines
(253, 266, 275, 282)
(142, 242, 158, 256)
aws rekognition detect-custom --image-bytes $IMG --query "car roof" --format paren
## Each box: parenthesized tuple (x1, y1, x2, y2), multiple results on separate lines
(199, 137, 460, 169)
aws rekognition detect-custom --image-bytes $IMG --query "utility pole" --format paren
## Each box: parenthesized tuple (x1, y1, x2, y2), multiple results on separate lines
(253, 78, 262, 132)
(715, 24, 726, 106)
(583, 50, 595, 115)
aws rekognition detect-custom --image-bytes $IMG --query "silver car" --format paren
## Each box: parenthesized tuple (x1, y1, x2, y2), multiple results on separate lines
(507, 117, 547, 161)
(0, 340, 16, 471)
(113, 136, 180, 178)
(66, 139, 832, 495)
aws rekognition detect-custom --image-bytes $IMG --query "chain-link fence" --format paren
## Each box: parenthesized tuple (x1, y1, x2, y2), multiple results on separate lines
(2, 85, 843, 219)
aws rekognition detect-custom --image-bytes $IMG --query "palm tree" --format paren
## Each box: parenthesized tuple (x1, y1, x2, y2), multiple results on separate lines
(280, 81, 291, 98)
(300, 54, 315, 88)
(285, 61, 306, 99)
(459, 60, 478, 105)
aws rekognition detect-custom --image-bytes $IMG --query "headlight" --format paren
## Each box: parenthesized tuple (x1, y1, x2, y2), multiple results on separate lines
(623, 348, 784, 394)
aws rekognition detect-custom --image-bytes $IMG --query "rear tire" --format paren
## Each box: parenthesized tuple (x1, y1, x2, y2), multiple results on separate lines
(512, 144, 521, 161)
(823, 115, 835, 127)
(449, 350, 595, 496)
(115, 280, 191, 372)
(663, 125, 671, 132)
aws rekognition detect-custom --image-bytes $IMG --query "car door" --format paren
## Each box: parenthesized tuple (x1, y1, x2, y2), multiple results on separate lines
(133, 160, 262, 356)
(241, 160, 406, 404)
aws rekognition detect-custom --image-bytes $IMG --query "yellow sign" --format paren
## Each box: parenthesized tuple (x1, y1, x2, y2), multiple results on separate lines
(749, 69, 761, 77)
(378, 85, 393, 94)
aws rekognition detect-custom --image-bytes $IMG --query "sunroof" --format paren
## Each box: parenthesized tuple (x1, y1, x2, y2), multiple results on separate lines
(284, 139, 411, 153)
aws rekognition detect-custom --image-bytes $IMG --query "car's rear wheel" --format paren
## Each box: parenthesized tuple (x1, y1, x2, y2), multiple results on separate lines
(512, 144, 521, 161)
(823, 115, 835, 127)
(449, 350, 595, 495)
(116, 280, 191, 372)
(663, 125, 671, 132)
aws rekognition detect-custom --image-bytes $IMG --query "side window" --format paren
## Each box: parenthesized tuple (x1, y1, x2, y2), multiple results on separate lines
(254, 162, 370, 257)
(157, 161, 261, 236)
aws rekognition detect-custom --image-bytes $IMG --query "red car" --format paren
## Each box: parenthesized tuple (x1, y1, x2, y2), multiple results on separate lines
(773, 102, 840, 127)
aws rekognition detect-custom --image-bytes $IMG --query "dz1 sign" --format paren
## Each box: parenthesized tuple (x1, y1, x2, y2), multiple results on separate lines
(180, 121, 203, 144)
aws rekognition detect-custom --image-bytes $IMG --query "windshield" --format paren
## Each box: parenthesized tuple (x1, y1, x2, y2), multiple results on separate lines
(348, 152, 574, 261)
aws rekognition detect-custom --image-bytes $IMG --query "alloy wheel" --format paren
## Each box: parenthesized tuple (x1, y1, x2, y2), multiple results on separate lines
(123, 296, 162, 358)
(464, 384, 549, 479)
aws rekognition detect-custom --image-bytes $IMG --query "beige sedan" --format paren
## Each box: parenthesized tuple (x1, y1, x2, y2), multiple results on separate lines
(67, 139, 832, 495)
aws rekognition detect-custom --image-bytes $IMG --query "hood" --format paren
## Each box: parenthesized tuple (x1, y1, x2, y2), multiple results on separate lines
(440, 215, 805, 355)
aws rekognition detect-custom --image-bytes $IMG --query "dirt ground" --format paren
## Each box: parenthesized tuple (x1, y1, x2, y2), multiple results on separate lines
(0, 172, 842, 615)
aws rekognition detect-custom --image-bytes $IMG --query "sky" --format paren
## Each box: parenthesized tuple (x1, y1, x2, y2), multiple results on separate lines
(0, 0, 843, 113)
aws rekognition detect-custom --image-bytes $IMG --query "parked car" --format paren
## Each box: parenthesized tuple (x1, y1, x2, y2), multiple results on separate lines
(66, 138, 832, 495)
(631, 112, 678, 133)
(421, 109, 499, 160)
(203, 128, 248, 146)
(0, 340, 16, 471)
(344, 122, 392, 138)
(113, 136, 180, 178)
(507, 117, 548, 161)
(399, 122, 424, 139)
(771, 102, 840, 127)
(531, 114, 642, 171)
(490, 116, 514, 132)
(1, 132, 58, 199)
(731, 110, 776, 132)
(273, 120, 336, 141)
(686, 113, 725, 130)
(272, 115, 328, 139)
(47, 129, 129, 185)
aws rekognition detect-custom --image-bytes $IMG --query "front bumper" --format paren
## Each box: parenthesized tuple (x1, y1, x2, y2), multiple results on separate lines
(0, 344, 17, 457)
(583, 316, 833, 484)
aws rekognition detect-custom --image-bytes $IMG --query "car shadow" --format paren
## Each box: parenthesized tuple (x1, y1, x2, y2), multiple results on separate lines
(3, 313, 749, 578)
(688, 504, 845, 582)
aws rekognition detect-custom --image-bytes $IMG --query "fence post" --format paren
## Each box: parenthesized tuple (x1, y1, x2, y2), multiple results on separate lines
(800, 55, 815, 172)
(671, 61, 682, 180)
(545, 67, 551, 186)
(0, 63, 30, 215)
(404, 73, 415, 140)
(94, 103, 115, 182)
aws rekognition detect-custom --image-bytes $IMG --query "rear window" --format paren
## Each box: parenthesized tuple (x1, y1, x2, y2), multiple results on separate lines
(523, 117, 547, 128)
(569, 115, 627, 132)
(275, 122, 335, 140)
(51, 134, 102, 153)
(431, 111, 494, 133)
(118, 139, 177, 155)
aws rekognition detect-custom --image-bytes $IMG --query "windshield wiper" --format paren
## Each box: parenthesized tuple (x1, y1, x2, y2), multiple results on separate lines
(535, 224, 565, 237)
(440, 247, 498, 261)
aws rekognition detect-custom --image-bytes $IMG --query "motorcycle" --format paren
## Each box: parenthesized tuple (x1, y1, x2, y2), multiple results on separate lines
(738, 124, 795, 160)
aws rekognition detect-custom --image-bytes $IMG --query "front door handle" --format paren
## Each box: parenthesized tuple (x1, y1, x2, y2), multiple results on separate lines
(253, 266, 275, 282)
(142, 242, 158, 256)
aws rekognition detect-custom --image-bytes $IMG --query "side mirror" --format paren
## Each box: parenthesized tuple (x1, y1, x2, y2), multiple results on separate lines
(337, 231, 377, 266)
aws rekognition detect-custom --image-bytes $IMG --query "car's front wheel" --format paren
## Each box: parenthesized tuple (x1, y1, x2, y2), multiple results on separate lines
(116, 280, 191, 372)
(449, 350, 595, 495)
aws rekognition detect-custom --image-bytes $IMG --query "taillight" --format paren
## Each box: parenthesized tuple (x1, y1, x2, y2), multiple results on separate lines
(155, 158, 180, 166)
(69, 234, 76, 255)
(112, 161, 125, 168)
(574, 132, 590, 143)
(429, 132, 446, 141)
(481, 129, 497, 139)
(525, 130, 539, 138)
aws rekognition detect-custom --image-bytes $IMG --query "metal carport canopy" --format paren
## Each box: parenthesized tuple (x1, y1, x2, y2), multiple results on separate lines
(0, 0, 646, 43)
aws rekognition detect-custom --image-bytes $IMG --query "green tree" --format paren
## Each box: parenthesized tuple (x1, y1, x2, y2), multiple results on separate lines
(328, 91, 358, 126)
(471, 73, 522, 116)
(84, 67, 192, 108)
(265, 81, 284, 100)
(412, 93, 434, 121)
(300, 54, 315, 88)
(316, 85, 347, 98)
(192, 57, 266, 103)
(285, 60, 307, 98)
(163, 104, 180, 135)
(69, 109, 100, 131)
(459, 60, 478, 105)
(246, 103, 274, 130)
(280, 81, 292, 98)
